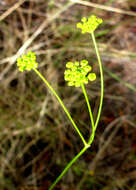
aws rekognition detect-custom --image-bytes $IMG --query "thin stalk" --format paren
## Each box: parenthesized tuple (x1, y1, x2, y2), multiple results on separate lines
(33, 68, 87, 147)
(49, 145, 89, 190)
(81, 83, 95, 130)
(88, 32, 104, 144)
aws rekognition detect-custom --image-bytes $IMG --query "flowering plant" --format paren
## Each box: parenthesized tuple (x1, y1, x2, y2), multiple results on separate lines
(17, 15, 104, 190)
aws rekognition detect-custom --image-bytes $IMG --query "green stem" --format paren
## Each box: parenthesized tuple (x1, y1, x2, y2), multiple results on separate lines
(33, 68, 87, 147)
(49, 145, 89, 190)
(81, 83, 95, 132)
(88, 32, 104, 144)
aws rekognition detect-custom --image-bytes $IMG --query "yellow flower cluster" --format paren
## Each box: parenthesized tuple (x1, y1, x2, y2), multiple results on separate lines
(64, 60, 96, 87)
(77, 15, 103, 34)
(17, 51, 38, 72)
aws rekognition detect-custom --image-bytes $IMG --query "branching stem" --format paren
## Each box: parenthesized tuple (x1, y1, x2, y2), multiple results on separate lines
(33, 68, 87, 147)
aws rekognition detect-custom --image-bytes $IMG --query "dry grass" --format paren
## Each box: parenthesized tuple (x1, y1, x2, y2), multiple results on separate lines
(0, 0, 136, 189)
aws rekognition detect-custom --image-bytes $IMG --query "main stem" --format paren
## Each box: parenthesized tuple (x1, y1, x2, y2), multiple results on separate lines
(88, 32, 104, 144)
(33, 68, 87, 147)
(49, 145, 89, 190)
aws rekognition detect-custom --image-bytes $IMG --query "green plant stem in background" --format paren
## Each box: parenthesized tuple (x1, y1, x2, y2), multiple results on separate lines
(49, 145, 89, 190)
(104, 67, 136, 92)
(88, 32, 104, 144)
(33, 68, 87, 147)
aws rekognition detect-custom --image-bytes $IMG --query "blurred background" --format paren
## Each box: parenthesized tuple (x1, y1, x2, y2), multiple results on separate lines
(0, 0, 136, 189)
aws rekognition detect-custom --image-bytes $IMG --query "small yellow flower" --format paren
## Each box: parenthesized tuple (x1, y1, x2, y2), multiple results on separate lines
(77, 15, 103, 34)
(17, 51, 38, 72)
